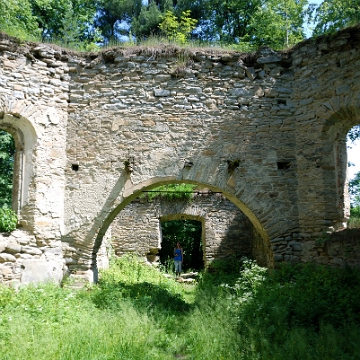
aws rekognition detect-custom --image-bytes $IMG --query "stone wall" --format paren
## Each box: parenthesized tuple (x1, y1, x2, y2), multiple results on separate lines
(109, 191, 257, 264)
(0, 26, 359, 284)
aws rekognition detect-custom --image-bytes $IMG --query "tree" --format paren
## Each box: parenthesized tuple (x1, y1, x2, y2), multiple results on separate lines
(349, 171, 360, 208)
(0, 131, 15, 209)
(95, 0, 142, 42)
(310, 0, 360, 36)
(131, 1, 164, 39)
(348, 125, 360, 143)
(29, 0, 99, 44)
(0, 0, 40, 39)
(175, 0, 307, 48)
(247, 0, 307, 48)
(158, 10, 197, 44)
(198, 0, 264, 42)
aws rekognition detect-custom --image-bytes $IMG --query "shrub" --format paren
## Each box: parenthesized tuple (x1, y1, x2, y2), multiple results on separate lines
(0, 208, 17, 232)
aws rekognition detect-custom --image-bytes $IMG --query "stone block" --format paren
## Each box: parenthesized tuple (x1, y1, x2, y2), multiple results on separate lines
(5, 241, 21, 254)
(21, 259, 64, 285)
(0, 253, 16, 262)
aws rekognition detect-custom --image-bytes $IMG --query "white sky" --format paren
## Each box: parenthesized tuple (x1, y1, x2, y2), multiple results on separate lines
(348, 139, 360, 180)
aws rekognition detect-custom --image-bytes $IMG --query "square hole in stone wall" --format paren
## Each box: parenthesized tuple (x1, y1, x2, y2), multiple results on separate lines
(277, 161, 291, 170)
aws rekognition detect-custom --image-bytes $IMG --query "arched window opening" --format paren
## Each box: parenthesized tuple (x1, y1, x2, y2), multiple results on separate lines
(347, 125, 360, 228)
(159, 219, 203, 273)
(0, 130, 15, 209)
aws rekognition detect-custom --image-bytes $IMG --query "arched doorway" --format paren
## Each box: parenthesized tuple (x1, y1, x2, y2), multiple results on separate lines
(92, 180, 271, 278)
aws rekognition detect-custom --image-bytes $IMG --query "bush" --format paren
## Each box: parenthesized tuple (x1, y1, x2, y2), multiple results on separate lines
(0, 208, 17, 232)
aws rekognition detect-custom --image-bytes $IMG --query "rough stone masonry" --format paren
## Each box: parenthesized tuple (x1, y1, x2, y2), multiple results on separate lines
(0, 25, 360, 285)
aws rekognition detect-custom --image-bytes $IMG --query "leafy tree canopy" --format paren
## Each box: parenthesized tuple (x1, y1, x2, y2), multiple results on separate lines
(29, 0, 100, 45)
(309, 0, 360, 36)
(0, 0, 40, 39)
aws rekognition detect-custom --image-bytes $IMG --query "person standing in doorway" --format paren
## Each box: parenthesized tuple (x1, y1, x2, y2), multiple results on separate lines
(174, 242, 183, 277)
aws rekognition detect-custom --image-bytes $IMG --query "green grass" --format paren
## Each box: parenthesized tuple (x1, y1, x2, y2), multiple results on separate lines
(0, 255, 360, 359)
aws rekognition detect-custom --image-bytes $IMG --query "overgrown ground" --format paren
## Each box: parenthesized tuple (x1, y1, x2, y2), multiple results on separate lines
(1, 255, 360, 359)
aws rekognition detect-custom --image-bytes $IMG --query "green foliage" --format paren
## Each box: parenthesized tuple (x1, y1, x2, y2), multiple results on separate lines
(310, 0, 360, 36)
(29, 0, 100, 46)
(0, 0, 40, 39)
(0, 131, 15, 209)
(92, 254, 190, 313)
(350, 206, 360, 219)
(348, 125, 360, 142)
(246, 0, 307, 48)
(202, 255, 243, 286)
(349, 206, 360, 228)
(95, 0, 143, 42)
(2, 0, 360, 49)
(159, 10, 197, 44)
(0, 208, 18, 232)
(234, 263, 360, 331)
(1, 257, 360, 358)
(349, 170, 360, 208)
(131, 1, 163, 39)
(143, 183, 196, 202)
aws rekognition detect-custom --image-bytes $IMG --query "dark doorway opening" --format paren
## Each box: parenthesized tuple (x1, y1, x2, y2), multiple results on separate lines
(159, 219, 203, 272)
(0, 130, 15, 208)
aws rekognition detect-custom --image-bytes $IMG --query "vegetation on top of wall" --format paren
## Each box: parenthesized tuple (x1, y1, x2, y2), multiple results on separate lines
(141, 183, 196, 202)
(1, 0, 359, 53)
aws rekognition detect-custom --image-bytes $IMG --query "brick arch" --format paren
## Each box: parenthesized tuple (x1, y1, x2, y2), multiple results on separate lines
(318, 93, 360, 227)
(91, 179, 273, 277)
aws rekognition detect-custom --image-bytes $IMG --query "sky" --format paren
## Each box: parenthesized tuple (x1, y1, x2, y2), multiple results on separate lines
(348, 139, 360, 180)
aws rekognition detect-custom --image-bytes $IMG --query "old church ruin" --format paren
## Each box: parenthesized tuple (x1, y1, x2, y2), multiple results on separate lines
(0, 25, 360, 285)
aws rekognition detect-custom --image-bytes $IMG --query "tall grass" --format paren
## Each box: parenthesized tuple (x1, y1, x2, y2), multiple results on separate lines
(0, 255, 360, 359)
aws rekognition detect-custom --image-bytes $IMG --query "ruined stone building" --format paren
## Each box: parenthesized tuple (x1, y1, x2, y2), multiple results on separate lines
(0, 26, 360, 285)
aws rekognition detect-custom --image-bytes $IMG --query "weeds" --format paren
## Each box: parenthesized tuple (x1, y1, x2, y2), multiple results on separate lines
(0, 256, 360, 359)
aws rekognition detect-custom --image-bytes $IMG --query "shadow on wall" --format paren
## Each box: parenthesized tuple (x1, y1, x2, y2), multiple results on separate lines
(208, 208, 269, 268)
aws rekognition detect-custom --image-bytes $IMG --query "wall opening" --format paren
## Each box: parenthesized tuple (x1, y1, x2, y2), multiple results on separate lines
(159, 219, 203, 273)
(0, 114, 38, 221)
(0, 130, 15, 209)
(347, 125, 360, 228)
(93, 179, 272, 278)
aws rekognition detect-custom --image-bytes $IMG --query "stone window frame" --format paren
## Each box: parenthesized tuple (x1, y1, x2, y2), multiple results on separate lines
(0, 114, 37, 217)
